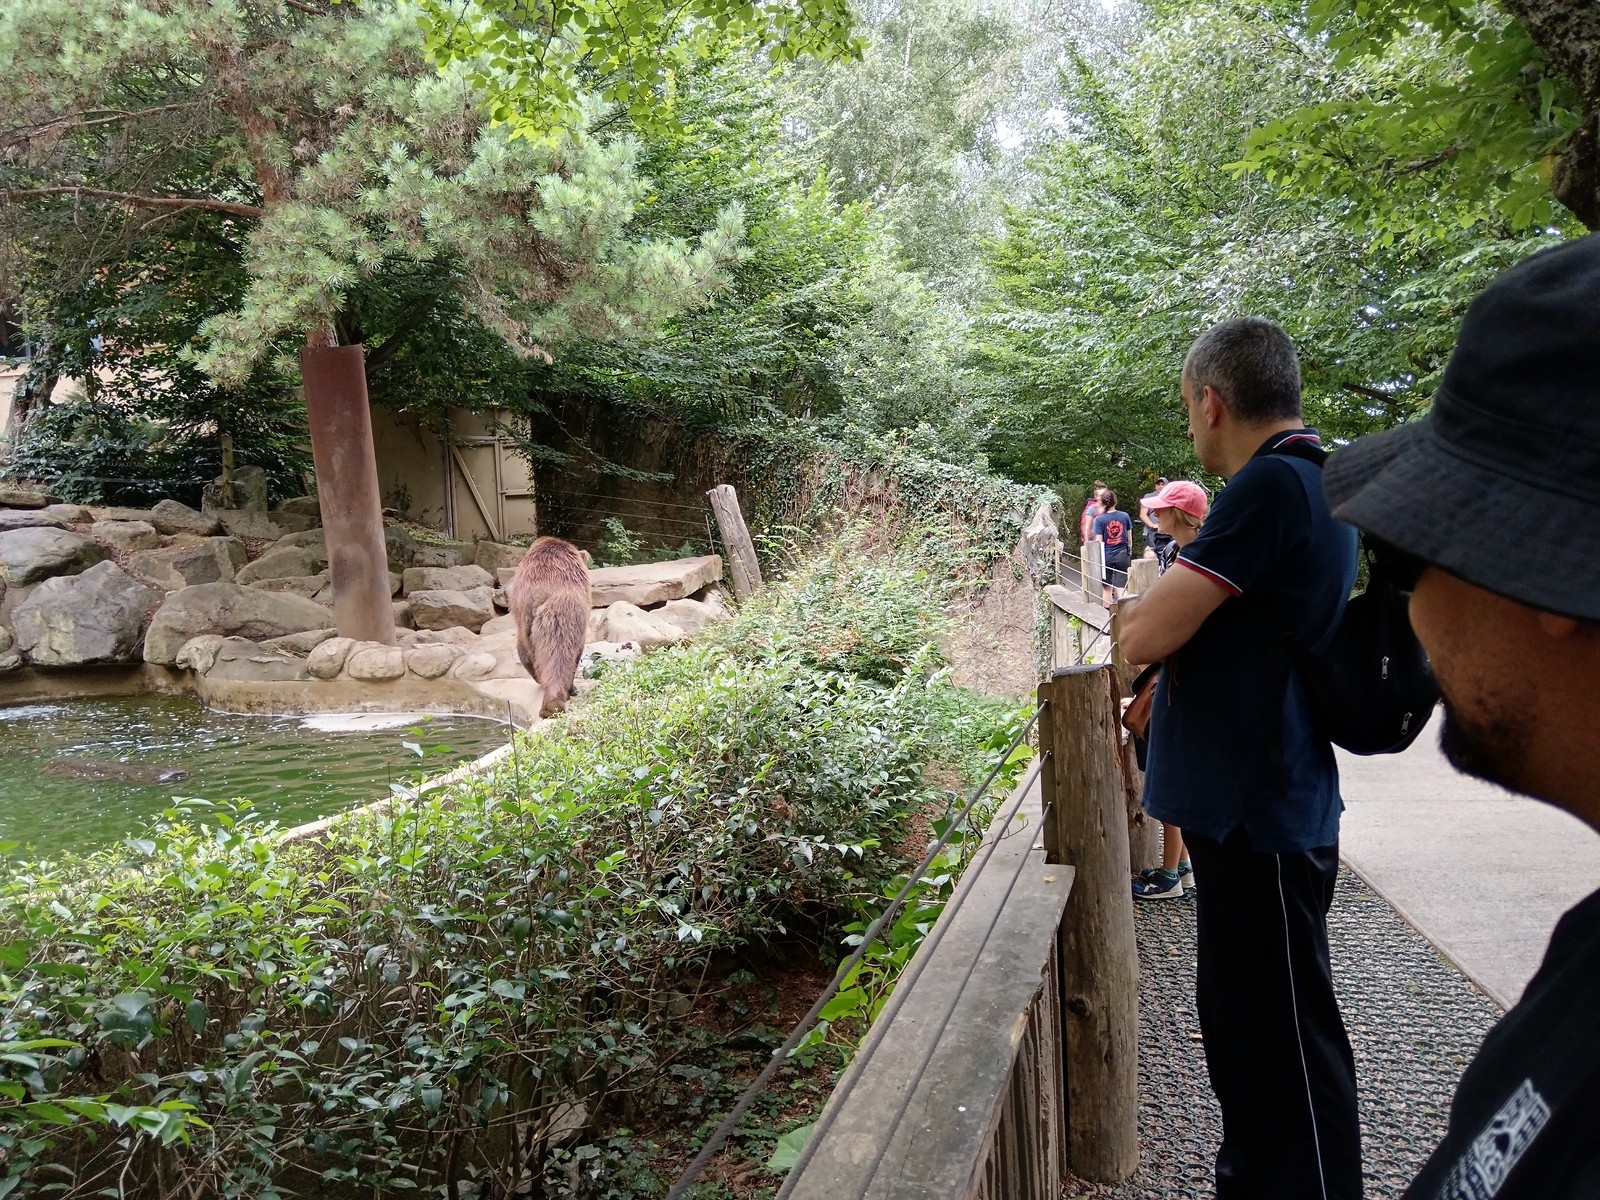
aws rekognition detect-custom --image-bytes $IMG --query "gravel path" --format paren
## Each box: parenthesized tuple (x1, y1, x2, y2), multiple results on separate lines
(1063, 868, 1503, 1199)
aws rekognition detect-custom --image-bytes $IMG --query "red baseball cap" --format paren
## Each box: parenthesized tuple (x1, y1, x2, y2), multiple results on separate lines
(1146, 480, 1209, 520)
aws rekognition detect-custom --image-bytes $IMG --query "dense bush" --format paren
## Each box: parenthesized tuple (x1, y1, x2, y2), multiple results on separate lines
(0, 542, 1023, 1198)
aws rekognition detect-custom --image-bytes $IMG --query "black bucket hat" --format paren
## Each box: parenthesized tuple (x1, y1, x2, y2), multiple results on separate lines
(1324, 233, 1600, 622)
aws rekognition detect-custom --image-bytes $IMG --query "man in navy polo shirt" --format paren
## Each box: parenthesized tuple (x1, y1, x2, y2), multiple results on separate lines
(1120, 317, 1361, 1199)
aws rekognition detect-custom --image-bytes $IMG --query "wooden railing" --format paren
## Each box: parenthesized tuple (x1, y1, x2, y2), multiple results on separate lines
(784, 665, 1142, 1198)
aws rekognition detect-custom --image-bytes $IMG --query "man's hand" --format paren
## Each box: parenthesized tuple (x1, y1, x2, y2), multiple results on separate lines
(1116, 561, 1233, 664)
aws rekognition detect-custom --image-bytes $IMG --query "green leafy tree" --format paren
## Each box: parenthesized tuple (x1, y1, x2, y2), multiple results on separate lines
(1235, 0, 1594, 236)
(785, 0, 1022, 296)
(972, 0, 1550, 500)
(514, 59, 988, 471)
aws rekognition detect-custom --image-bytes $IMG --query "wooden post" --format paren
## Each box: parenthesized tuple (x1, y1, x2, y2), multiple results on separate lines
(1109, 604, 1161, 874)
(1050, 607, 1081, 671)
(1039, 666, 1140, 1183)
(1126, 557, 1160, 596)
(706, 483, 762, 601)
(1080, 541, 1105, 604)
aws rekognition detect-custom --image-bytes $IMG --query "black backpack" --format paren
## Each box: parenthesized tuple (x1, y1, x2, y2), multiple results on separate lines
(1273, 443, 1439, 756)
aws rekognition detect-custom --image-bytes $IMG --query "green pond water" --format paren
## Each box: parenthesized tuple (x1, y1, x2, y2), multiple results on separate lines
(0, 697, 510, 858)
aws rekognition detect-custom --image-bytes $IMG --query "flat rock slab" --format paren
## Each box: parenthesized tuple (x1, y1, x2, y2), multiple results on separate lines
(204, 637, 311, 682)
(0, 527, 109, 586)
(0, 510, 69, 533)
(401, 564, 494, 595)
(586, 555, 723, 607)
(409, 586, 494, 632)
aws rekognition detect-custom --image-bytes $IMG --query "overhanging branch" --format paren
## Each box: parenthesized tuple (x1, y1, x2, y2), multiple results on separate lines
(0, 187, 264, 219)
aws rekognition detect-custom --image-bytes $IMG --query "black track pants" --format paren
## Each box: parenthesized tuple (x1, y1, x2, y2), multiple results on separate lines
(1185, 830, 1363, 1200)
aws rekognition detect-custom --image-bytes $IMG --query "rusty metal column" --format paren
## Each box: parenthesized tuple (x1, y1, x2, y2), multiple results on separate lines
(301, 344, 396, 645)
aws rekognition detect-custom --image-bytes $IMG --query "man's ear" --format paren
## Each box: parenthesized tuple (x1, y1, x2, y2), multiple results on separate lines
(1200, 385, 1225, 429)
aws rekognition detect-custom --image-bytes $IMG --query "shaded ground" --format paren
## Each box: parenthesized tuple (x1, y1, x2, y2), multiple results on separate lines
(1064, 869, 1501, 1199)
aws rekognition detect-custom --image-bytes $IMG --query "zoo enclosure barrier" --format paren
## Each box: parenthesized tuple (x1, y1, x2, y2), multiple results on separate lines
(777, 663, 1143, 1199)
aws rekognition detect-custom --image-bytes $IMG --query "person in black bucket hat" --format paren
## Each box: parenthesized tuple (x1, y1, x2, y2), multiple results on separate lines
(1324, 232, 1600, 1200)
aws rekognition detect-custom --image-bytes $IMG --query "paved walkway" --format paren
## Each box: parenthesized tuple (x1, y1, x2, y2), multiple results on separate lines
(1337, 729, 1600, 1009)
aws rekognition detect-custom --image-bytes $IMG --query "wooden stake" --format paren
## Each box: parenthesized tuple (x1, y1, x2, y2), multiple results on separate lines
(1040, 666, 1139, 1183)
(1109, 605, 1160, 872)
(706, 483, 762, 600)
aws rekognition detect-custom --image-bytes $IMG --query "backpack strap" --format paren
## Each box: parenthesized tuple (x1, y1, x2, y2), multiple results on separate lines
(1260, 437, 1330, 790)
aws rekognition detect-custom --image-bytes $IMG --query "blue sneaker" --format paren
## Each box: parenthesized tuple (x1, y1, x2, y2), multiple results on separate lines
(1133, 867, 1184, 900)
(1177, 859, 1195, 891)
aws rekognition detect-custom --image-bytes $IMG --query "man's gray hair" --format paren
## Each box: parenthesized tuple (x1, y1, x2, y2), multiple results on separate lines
(1183, 317, 1303, 425)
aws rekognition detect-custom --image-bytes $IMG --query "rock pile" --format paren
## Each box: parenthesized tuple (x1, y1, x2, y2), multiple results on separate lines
(0, 482, 731, 718)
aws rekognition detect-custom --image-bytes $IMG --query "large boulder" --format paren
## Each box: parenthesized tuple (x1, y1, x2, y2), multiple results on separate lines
(249, 573, 331, 604)
(149, 499, 223, 537)
(201, 464, 268, 513)
(143, 582, 333, 665)
(408, 586, 494, 632)
(400, 564, 495, 595)
(0, 487, 59, 508)
(236, 545, 325, 584)
(655, 596, 726, 637)
(126, 538, 247, 590)
(276, 495, 322, 523)
(474, 541, 528, 572)
(89, 519, 163, 553)
(40, 504, 93, 524)
(215, 509, 317, 541)
(0, 528, 109, 586)
(0, 510, 69, 533)
(587, 555, 723, 607)
(12, 562, 162, 666)
(600, 601, 685, 649)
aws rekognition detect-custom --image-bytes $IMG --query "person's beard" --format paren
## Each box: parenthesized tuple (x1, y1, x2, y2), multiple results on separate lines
(1438, 701, 1530, 798)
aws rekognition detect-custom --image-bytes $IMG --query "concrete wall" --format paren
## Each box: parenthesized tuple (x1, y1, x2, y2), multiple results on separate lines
(370, 406, 537, 542)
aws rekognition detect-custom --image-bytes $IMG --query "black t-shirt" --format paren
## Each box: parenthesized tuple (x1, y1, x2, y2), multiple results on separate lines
(1403, 884, 1600, 1200)
(1143, 431, 1358, 852)
(1092, 510, 1133, 561)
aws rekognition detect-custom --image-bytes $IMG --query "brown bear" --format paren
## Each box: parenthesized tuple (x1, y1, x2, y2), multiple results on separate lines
(508, 536, 592, 718)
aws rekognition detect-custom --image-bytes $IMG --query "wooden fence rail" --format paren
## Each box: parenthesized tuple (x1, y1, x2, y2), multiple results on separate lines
(785, 664, 1141, 1198)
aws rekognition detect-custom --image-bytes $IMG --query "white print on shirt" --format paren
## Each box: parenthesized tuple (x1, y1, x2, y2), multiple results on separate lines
(1437, 1079, 1552, 1200)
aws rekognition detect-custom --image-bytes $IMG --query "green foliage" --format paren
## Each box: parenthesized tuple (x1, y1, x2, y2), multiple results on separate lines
(0, 535, 1018, 1197)
(972, 0, 1554, 503)
(783, 0, 1022, 296)
(1234, 0, 1589, 235)
(0, 0, 749, 382)
(595, 516, 648, 566)
(514, 59, 986, 461)
(419, 0, 863, 140)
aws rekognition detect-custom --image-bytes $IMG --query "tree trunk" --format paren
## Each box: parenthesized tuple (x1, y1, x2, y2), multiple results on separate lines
(1499, 0, 1600, 229)
(301, 341, 396, 645)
